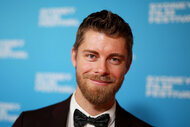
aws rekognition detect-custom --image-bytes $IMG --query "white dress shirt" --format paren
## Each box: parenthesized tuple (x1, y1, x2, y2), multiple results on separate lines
(66, 92, 116, 127)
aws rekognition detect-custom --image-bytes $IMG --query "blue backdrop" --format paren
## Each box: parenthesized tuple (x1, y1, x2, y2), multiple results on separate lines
(0, 0, 190, 127)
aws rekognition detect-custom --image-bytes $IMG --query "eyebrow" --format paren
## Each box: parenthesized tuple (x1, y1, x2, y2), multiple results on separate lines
(83, 50, 99, 55)
(109, 53, 126, 59)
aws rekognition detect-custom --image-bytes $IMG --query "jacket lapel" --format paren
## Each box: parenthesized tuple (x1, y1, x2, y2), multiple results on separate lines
(115, 101, 131, 127)
(51, 95, 72, 127)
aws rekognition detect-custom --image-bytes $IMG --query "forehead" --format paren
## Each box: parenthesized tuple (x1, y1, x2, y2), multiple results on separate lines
(78, 30, 127, 56)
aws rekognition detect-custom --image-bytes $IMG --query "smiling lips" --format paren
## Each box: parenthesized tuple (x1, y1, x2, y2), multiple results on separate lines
(90, 79, 112, 86)
(83, 74, 116, 86)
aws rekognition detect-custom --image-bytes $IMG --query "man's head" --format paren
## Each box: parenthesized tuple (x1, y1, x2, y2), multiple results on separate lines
(72, 10, 133, 106)
(73, 10, 133, 66)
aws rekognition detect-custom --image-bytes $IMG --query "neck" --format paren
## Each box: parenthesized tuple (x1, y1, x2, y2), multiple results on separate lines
(75, 86, 115, 116)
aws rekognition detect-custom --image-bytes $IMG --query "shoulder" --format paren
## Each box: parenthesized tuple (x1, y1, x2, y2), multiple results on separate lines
(12, 96, 71, 127)
(21, 100, 63, 119)
(23, 97, 70, 118)
(115, 102, 152, 127)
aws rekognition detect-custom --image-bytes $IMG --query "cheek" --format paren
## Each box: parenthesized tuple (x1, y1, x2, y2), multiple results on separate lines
(110, 67, 126, 80)
(77, 61, 93, 73)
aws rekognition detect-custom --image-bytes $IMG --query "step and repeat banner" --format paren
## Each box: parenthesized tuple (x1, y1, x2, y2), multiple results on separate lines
(0, 0, 190, 127)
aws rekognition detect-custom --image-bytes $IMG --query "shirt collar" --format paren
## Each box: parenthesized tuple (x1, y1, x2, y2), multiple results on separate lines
(69, 92, 116, 126)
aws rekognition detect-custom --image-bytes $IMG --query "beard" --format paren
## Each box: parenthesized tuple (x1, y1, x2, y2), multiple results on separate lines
(76, 71, 124, 105)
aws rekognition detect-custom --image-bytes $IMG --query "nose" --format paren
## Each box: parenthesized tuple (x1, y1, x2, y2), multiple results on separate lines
(94, 59, 109, 75)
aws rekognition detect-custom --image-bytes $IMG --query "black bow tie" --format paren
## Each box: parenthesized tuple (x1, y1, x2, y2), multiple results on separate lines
(74, 109, 110, 127)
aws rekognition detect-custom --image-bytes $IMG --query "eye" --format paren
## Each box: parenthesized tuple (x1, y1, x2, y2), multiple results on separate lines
(86, 54, 96, 61)
(88, 54, 95, 59)
(110, 57, 121, 65)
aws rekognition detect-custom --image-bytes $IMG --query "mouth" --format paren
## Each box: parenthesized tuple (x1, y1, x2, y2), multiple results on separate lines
(83, 74, 115, 86)
(90, 79, 112, 86)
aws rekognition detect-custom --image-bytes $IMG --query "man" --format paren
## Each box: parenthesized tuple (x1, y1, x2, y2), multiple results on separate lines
(13, 10, 152, 127)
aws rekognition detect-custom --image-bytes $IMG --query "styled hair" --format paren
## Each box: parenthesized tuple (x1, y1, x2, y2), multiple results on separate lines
(73, 10, 133, 65)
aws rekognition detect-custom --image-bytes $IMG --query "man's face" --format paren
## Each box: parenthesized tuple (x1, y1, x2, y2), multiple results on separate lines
(72, 30, 130, 105)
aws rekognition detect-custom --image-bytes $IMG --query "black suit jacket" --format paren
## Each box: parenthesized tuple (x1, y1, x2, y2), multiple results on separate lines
(12, 96, 152, 127)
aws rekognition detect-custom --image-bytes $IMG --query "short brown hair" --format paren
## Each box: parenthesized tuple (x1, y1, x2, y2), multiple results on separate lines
(73, 10, 133, 65)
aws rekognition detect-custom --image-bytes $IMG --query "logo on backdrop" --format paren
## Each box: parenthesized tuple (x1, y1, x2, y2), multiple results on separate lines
(149, 2, 190, 24)
(35, 72, 75, 93)
(39, 7, 79, 27)
(0, 102, 20, 122)
(0, 40, 28, 59)
(146, 75, 190, 99)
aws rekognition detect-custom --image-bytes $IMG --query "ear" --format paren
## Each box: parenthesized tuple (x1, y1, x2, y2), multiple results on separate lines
(125, 57, 132, 74)
(71, 47, 77, 68)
